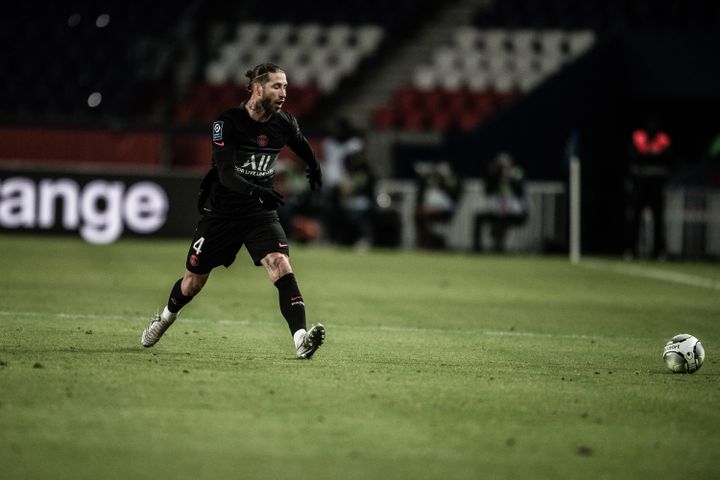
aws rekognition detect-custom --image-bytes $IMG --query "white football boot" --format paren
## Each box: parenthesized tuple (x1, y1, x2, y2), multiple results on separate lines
(296, 323, 326, 359)
(141, 312, 176, 347)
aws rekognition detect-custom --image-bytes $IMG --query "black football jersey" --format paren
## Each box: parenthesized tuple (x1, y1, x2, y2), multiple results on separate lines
(200, 104, 316, 217)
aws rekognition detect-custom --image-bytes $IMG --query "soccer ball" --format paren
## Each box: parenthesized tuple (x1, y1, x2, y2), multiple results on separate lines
(662, 334, 705, 373)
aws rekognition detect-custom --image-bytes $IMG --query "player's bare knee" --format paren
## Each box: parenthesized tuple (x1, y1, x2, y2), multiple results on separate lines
(262, 252, 292, 282)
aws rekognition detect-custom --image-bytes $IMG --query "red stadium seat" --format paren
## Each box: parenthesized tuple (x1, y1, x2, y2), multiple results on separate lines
(429, 110, 454, 131)
(394, 87, 421, 114)
(458, 111, 481, 131)
(446, 89, 472, 115)
(400, 110, 427, 131)
(372, 107, 397, 130)
(419, 88, 444, 114)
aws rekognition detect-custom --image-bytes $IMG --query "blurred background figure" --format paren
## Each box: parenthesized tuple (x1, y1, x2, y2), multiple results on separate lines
(334, 149, 377, 248)
(322, 118, 365, 193)
(624, 116, 673, 260)
(414, 160, 460, 249)
(473, 152, 528, 253)
(321, 117, 368, 245)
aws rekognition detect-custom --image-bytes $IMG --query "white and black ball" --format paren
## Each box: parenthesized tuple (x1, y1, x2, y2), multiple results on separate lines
(663, 334, 705, 373)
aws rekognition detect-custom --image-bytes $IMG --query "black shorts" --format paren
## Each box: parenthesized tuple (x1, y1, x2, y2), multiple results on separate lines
(185, 214, 289, 274)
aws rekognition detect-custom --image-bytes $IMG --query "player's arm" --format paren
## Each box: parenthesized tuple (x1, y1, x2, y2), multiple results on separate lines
(286, 116, 322, 191)
(212, 118, 284, 209)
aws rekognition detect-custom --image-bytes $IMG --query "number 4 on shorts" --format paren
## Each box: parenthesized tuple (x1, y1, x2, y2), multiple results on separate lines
(193, 237, 205, 255)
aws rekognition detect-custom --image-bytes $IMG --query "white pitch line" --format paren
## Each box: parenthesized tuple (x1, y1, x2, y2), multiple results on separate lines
(0, 311, 246, 324)
(344, 324, 608, 341)
(0, 311, 128, 320)
(579, 260, 720, 291)
(0, 310, 610, 341)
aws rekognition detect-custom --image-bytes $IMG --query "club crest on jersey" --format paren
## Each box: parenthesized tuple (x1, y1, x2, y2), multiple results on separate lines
(257, 134, 268, 147)
(190, 254, 200, 267)
(212, 121, 224, 142)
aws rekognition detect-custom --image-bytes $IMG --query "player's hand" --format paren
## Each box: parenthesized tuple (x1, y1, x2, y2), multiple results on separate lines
(306, 165, 322, 191)
(251, 187, 285, 210)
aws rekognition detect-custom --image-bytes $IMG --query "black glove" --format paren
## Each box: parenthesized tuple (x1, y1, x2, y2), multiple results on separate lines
(306, 165, 322, 191)
(250, 187, 285, 210)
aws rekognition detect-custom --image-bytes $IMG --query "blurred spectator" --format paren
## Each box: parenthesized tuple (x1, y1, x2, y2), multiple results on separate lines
(624, 116, 672, 260)
(321, 118, 368, 245)
(334, 150, 377, 248)
(414, 160, 460, 249)
(322, 117, 365, 191)
(474, 152, 528, 252)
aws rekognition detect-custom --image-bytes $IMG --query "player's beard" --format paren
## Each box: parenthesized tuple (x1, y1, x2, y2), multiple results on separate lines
(260, 94, 280, 114)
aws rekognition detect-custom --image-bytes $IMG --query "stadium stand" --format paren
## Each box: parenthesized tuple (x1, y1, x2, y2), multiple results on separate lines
(2, 0, 718, 127)
(369, 0, 719, 132)
(172, 0, 442, 128)
(174, 23, 383, 125)
(2, 1, 719, 159)
(0, 0, 442, 168)
(371, 23, 596, 132)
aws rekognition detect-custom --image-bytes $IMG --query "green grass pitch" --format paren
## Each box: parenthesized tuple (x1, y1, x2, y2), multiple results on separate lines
(0, 235, 718, 480)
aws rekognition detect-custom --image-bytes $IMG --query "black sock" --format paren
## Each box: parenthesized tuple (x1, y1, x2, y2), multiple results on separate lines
(274, 273, 307, 335)
(167, 278, 193, 313)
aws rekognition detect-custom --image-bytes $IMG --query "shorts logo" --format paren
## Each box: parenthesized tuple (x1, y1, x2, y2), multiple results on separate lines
(190, 254, 200, 267)
(257, 134, 268, 147)
(212, 121, 224, 142)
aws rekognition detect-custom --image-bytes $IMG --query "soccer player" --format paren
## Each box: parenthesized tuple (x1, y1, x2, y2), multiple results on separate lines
(141, 63, 325, 359)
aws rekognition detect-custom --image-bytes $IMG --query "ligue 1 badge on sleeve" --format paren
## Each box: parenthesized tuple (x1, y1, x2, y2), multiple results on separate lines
(212, 121, 224, 141)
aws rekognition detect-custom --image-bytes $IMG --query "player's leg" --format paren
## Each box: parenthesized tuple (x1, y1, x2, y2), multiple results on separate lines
(142, 270, 209, 347)
(246, 218, 325, 358)
(261, 252, 306, 341)
(260, 252, 325, 359)
(163, 269, 209, 322)
(142, 216, 236, 347)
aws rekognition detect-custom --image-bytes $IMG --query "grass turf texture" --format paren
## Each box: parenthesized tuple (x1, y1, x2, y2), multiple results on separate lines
(0, 236, 718, 480)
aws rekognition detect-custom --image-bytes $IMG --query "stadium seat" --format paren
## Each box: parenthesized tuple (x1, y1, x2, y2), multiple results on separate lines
(412, 66, 437, 91)
(296, 23, 323, 46)
(455, 27, 479, 52)
(371, 107, 397, 130)
(355, 25, 384, 54)
(401, 110, 427, 131)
